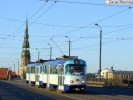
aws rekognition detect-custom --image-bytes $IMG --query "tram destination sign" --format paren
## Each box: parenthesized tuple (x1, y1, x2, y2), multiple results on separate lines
(105, 0, 133, 3)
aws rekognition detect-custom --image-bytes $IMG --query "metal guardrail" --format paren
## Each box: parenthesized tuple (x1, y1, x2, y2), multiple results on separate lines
(86, 81, 105, 85)
(86, 80, 133, 87)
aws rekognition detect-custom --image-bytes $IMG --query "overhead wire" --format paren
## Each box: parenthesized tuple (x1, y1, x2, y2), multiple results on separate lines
(40, 7, 132, 55)
(69, 27, 133, 49)
(72, 39, 123, 50)
(29, 2, 56, 26)
(48, 0, 132, 8)
(0, 1, 49, 48)
(55, 7, 132, 37)
(81, 24, 133, 42)
(0, 16, 89, 29)
(2, 15, 133, 29)
(0, 1, 54, 64)
(0, 2, 132, 41)
(0, 2, 58, 52)
(28, 1, 47, 20)
(0, 7, 132, 53)
(32, 0, 133, 49)
(75, 24, 133, 40)
(1, 0, 133, 63)
(62, 23, 133, 51)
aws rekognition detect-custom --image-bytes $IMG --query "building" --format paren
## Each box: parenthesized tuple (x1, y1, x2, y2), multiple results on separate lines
(107, 71, 133, 80)
(100, 66, 114, 79)
(106, 70, 133, 86)
(19, 19, 31, 79)
(0, 68, 9, 79)
(0, 68, 16, 80)
(100, 66, 133, 80)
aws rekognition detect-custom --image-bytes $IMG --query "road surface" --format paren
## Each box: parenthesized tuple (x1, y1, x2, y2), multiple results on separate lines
(0, 80, 133, 100)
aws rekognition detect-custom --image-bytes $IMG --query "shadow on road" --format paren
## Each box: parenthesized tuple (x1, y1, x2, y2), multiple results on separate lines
(0, 80, 57, 100)
(85, 85, 133, 96)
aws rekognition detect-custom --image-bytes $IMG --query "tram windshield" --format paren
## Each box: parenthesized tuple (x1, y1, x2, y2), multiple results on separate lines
(65, 64, 85, 75)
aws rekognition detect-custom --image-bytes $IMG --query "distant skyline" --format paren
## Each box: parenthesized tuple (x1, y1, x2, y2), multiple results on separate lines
(0, 0, 133, 73)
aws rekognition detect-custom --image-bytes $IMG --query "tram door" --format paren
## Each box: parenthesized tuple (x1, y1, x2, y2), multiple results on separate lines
(35, 67, 39, 85)
(47, 65, 50, 88)
(58, 65, 64, 90)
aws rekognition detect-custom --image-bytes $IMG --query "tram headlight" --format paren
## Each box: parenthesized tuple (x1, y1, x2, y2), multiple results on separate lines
(82, 80, 86, 84)
(70, 80, 74, 83)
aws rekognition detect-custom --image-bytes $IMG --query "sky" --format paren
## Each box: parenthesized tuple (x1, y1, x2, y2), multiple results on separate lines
(0, 0, 133, 73)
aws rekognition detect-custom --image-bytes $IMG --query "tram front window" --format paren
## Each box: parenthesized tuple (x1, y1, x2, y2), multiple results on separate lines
(65, 64, 85, 75)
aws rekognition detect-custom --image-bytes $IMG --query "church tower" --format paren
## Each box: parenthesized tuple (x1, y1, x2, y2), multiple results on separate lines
(19, 19, 30, 78)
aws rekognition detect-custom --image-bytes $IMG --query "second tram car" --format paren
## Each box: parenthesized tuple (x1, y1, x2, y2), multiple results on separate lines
(26, 56, 87, 92)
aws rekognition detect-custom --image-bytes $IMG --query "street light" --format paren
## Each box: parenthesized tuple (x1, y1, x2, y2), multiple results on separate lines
(17, 59, 19, 78)
(95, 23, 102, 81)
(65, 36, 71, 57)
(48, 43, 52, 60)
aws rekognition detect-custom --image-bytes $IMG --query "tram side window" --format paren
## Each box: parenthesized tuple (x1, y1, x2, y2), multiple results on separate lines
(26, 67, 30, 73)
(35, 67, 39, 74)
(49, 65, 55, 74)
(53, 65, 57, 74)
(42, 65, 47, 74)
(50, 65, 52, 74)
(40, 66, 42, 73)
(59, 65, 63, 74)
(42, 66, 45, 73)
(49, 65, 57, 74)
(45, 66, 47, 74)
(31, 67, 35, 73)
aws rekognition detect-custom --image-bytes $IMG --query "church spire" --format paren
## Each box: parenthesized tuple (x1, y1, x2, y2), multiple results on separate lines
(21, 18, 31, 67)
(24, 17, 29, 39)
(23, 18, 29, 49)
(19, 18, 31, 79)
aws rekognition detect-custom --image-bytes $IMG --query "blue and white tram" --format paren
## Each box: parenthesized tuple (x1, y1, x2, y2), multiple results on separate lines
(26, 58, 87, 92)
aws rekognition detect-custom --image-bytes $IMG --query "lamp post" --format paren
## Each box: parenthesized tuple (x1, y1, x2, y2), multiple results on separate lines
(48, 43, 52, 60)
(17, 59, 19, 78)
(65, 36, 71, 57)
(95, 23, 102, 81)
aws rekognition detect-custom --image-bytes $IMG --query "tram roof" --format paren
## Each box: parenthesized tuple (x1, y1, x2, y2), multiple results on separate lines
(44, 60, 67, 65)
(27, 59, 86, 67)
(27, 62, 42, 67)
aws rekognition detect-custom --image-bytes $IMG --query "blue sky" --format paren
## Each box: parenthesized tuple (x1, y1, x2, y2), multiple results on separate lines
(0, 0, 133, 73)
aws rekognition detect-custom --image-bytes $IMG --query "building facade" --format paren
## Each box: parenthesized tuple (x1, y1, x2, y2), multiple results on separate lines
(100, 66, 114, 79)
(107, 71, 133, 80)
(100, 69, 113, 79)
(106, 71, 133, 86)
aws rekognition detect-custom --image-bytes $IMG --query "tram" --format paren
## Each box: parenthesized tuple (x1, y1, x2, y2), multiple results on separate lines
(26, 56, 87, 92)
